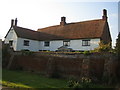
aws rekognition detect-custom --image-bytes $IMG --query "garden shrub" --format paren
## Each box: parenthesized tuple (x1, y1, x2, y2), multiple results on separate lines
(94, 41, 111, 52)
(83, 51, 91, 55)
(67, 77, 93, 88)
(21, 50, 34, 56)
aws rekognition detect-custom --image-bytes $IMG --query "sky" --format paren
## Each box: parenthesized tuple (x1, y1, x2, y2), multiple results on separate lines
(0, 0, 119, 47)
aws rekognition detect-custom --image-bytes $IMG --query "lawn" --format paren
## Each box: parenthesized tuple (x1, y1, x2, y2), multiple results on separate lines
(1, 69, 115, 88)
(2, 69, 68, 88)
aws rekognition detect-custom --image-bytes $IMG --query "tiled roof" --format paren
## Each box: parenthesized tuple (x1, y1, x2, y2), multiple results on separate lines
(5, 19, 108, 41)
(12, 26, 65, 41)
(38, 19, 106, 40)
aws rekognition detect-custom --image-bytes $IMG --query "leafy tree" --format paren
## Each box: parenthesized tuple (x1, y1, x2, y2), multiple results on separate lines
(115, 33, 120, 57)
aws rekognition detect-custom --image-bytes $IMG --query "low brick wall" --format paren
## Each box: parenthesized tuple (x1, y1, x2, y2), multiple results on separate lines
(7, 52, 119, 80)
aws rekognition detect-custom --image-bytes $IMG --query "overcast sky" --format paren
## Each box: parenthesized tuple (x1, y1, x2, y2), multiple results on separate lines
(0, 0, 119, 47)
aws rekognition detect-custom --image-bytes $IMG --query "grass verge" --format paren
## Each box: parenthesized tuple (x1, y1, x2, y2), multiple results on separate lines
(2, 69, 67, 88)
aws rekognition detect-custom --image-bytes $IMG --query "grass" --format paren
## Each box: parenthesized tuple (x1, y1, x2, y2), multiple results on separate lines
(2, 69, 115, 88)
(2, 69, 68, 88)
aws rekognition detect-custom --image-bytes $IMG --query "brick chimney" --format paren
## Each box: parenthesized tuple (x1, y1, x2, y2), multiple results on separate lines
(15, 18, 18, 26)
(102, 9, 108, 21)
(60, 16, 66, 26)
(11, 19, 14, 27)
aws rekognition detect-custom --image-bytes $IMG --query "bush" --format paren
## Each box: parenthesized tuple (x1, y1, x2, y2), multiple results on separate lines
(94, 41, 111, 52)
(21, 50, 34, 56)
(115, 33, 120, 58)
(80, 77, 92, 88)
(67, 77, 92, 88)
(83, 51, 91, 55)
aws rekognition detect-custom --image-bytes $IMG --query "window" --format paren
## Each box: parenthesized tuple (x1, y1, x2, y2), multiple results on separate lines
(24, 40, 29, 46)
(63, 40, 70, 46)
(9, 40, 13, 46)
(82, 40, 90, 46)
(44, 41, 50, 47)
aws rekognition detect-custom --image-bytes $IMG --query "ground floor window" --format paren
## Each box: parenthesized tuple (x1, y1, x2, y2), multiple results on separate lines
(82, 40, 90, 46)
(63, 40, 70, 46)
(24, 40, 29, 46)
(9, 40, 13, 46)
(44, 41, 50, 47)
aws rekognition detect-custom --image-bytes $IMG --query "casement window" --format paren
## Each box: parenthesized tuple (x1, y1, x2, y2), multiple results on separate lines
(24, 40, 29, 46)
(63, 40, 70, 46)
(44, 41, 50, 47)
(82, 40, 90, 46)
(9, 40, 13, 46)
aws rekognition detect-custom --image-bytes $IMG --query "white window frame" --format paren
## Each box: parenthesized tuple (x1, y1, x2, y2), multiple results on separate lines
(44, 41, 50, 47)
(82, 40, 90, 46)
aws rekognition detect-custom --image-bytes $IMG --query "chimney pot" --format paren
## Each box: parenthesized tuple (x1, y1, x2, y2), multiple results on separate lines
(60, 16, 66, 26)
(102, 9, 108, 21)
(11, 19, 14, 27)
(15, 18, 18, 26)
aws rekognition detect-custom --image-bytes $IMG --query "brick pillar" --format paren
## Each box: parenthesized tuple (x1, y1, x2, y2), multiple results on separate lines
(81, 57, 90, 78)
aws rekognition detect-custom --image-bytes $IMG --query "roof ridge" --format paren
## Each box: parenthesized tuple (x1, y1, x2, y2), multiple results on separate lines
(13, 25, 37, 32)
(70, 19, 103, 24)
(38, 19, 104, 31)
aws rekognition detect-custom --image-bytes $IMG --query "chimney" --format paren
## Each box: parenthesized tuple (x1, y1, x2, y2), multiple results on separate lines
(11, 19, 14, 27)
(15, 18, 18, 26)
(60, 16, 66, 26)
(102, 9, 108, 21)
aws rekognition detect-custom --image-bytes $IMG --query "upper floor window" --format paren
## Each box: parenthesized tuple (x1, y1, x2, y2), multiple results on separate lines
(82, 40, 90, 46)
(44, 41, 50, 47)
(9, 40, 13, 46)
(24, 40, 29, 46)
(63, 40, 70, 46)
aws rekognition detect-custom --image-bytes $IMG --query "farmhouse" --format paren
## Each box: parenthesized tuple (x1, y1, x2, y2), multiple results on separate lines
(4, 9, 112, 51)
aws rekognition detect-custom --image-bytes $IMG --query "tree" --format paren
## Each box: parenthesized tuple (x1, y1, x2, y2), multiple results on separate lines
(115, 32, 120, 56)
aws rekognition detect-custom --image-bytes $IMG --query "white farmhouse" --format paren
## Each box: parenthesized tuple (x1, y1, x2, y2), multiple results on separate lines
(4, 9, 112, 51)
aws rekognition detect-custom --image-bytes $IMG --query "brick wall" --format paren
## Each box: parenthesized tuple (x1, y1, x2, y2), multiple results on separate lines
(7, 52, 119, 80)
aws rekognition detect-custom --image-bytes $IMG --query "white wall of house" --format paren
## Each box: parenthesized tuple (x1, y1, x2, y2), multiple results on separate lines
(39, 40, 63, 51)
(17, 38, 40, 51)
(4, 28, 18, 51)
(4, 28, 40, 51)
(39, 38, 100, 51)
(69, 39, 100, 51)
(4, 28, 100, 51)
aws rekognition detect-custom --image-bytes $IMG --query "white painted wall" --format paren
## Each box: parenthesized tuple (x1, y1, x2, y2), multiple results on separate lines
(4, 28, 18, 51)
(4, 28, 40, 51)
(17, 38, 40, 51)
(39, 40, 63, 51)
(39, 38, 100, 51)
(4, 28, 100, 51)
(69, 39, 100, 51)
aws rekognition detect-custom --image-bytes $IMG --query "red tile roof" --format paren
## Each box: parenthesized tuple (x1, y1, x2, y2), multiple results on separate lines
(5, 19, 109, 41)
(12, 26, 65, 41)
(38, 19, 106, 39)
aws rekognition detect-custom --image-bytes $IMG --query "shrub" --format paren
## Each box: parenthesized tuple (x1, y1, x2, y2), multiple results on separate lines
(83, 51, 91, 55)
(80, 77, 92, 88)
(94, 41, 111, 52)
(67, 77, 92, 88)
(115, 33, 120, 58)
(21, 50, 34, 56)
